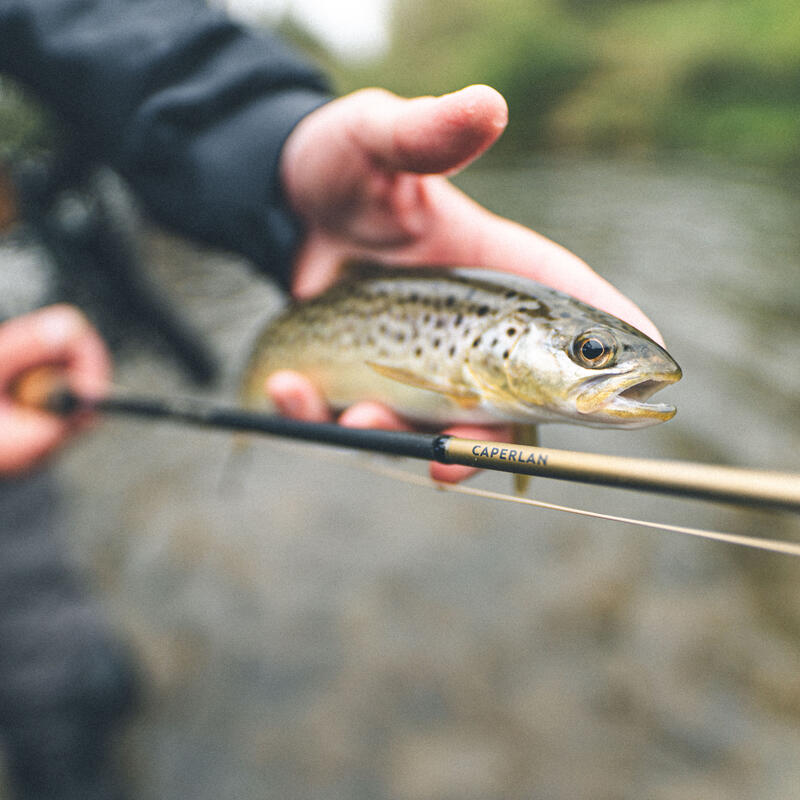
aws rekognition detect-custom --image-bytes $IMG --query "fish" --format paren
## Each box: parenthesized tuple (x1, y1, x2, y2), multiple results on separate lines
(241, 265, 681, 433)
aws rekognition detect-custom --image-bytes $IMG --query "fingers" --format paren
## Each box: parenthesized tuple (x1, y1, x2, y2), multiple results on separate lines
(338, 402, 410, 431)
(266, 371, 410, 432)
(291, 234, 351, 300)
(0, 406, 67, 475)
(354, 85, 508, 175)
(0, 304, 110, 397)
(280, 84, 507, 233)
(266, 370, 332, 422)
(0, 305, 111, 475)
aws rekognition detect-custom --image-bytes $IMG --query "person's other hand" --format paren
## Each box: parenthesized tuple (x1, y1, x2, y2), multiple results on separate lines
(0, 305, 110, 476)
(272, 85, 661, 482)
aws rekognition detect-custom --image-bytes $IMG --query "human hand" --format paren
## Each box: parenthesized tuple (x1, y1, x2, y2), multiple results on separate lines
(272, 85, 661, 482)
(0, 305, 110, 476)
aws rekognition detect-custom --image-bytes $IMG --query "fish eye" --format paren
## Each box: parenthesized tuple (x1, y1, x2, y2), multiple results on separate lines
(572, 332, 617, 369)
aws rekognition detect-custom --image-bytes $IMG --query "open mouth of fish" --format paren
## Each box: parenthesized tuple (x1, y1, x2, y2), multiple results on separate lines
(576, 372, 681, 419)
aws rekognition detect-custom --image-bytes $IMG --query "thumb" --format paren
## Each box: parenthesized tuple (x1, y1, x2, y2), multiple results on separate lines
(357, 84, 508, 175)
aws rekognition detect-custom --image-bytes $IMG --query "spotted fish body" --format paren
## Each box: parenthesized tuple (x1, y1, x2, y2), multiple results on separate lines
(242, 267, 681, 429)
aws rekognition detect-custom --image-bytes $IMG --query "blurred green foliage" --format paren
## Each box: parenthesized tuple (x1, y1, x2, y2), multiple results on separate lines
(3, 0, 800, 168)
(334, 0, 800, 167)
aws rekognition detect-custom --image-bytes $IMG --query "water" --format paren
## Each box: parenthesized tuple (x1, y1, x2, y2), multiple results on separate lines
(10, 155, 800, 799)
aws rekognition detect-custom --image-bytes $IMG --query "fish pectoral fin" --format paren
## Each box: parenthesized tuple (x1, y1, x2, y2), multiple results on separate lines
(449, 394, 482, 409)
(365, 361, 481, 407)
(461, 362, 522, 411)
(511, 423, 539, 495)
(513, 473, 530, 495)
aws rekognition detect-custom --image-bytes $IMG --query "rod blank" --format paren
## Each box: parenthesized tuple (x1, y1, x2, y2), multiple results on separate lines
(38, 386, 800, 513)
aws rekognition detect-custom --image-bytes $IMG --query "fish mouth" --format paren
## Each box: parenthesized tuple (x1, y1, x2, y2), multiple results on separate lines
(576, 370, 682, 423)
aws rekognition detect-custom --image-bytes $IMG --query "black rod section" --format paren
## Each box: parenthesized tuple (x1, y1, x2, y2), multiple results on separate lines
(67, 391, 443, 461)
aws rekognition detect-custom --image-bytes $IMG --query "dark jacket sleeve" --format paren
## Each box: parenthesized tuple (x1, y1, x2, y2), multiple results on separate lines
(0, 0, 332, 284)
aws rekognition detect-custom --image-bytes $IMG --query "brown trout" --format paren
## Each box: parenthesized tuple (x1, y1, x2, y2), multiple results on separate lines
(242, 267, 681, 431)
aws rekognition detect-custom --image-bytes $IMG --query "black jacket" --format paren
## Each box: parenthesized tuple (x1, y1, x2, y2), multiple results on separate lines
(0, 0, 331, 283)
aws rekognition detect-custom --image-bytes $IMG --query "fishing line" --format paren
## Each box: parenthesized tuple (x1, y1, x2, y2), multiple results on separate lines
(349, 459, 800, 557)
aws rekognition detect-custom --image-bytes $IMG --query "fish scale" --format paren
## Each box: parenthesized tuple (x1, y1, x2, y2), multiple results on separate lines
(242, 266, 681, 430)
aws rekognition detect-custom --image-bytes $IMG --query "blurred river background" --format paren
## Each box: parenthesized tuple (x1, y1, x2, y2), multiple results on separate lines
(3, 1, 800, 798)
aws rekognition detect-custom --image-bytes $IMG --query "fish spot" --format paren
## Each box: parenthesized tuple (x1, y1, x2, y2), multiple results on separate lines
(396, 332, 406, 343)
(445, 295, 456, 307)
(454, 313, 463, 326)
(423, 313, 431, 324)
(491, 338, 498, 348)
(507, 327, 517, 337)
(433, 338, 441, 348)
(524, 304, 554, 320)
(414, 346, 423, 357)
(448, 345, 456, 357)
(435, 318, 445, 329)
(476, 305, 490, 316)
(505, 289, 517, 299)
(473, 336, 482, 347)
(503, 350, 510, 359)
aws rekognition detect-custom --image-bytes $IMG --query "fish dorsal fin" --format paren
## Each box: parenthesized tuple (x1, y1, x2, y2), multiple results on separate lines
(511, 423, 539, 495)
(452, 268, 556, 299)
(365, 361, 481, 408)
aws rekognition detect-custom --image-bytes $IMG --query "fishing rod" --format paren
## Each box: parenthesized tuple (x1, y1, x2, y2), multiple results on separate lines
(16, 369, 800, 514)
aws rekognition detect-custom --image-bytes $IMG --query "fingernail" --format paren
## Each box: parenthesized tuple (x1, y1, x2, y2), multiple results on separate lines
(430, 463, 478, 483)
